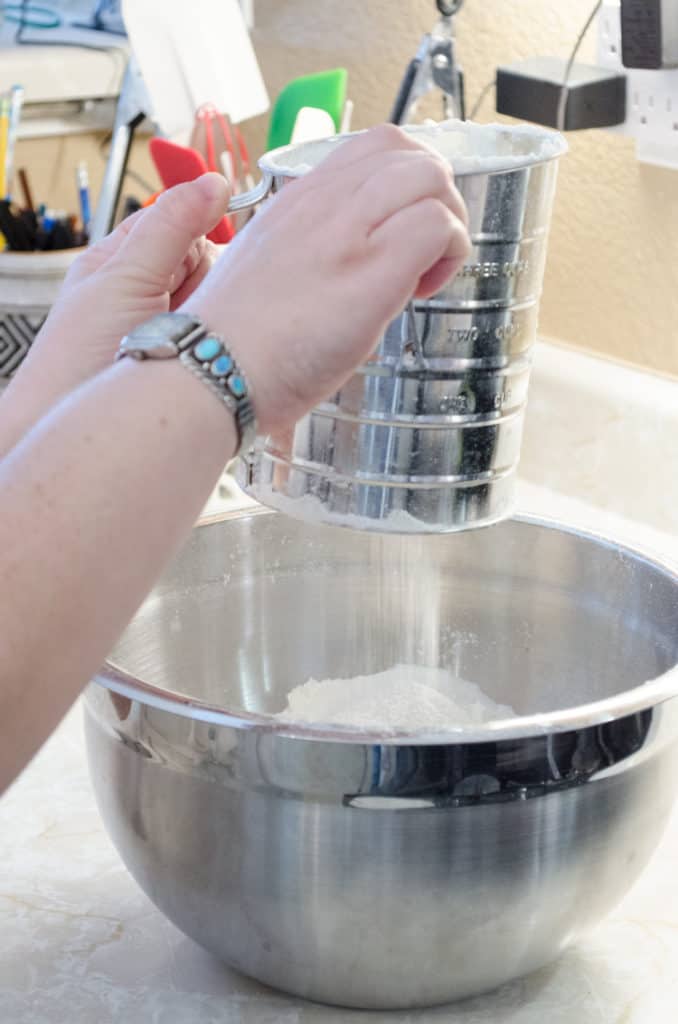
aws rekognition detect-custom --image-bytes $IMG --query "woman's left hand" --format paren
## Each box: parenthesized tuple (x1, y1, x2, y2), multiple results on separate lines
(1, 174, 230, 455)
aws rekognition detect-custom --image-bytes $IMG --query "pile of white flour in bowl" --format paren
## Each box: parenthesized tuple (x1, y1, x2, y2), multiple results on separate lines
(276, 664, 517, 733)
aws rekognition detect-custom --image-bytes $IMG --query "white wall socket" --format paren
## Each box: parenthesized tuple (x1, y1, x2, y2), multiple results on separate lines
(597, 0, 678, 169)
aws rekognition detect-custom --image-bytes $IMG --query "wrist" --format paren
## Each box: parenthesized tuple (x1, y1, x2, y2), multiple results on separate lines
(180, 297, 276, 436)
(115, 356, 239, 464)
(116, 312, 256, 457)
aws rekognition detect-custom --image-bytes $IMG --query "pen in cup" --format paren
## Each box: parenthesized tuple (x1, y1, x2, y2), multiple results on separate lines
(18, 168, 34, 212)
(5, 85, 24, 199)
(0, 97, 10, 199)
(76, 161, 91, 236)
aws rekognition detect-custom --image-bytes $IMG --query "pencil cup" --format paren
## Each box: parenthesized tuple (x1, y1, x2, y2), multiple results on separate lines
(0, 248, 84, 387)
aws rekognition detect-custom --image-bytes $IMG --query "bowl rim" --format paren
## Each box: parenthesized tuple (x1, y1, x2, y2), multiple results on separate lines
(93, 509, 678, 746)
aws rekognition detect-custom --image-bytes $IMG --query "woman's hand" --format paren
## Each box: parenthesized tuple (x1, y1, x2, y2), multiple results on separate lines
(184, 124, 471, 436)
(0, 125, 471, 789)
(0, 175, 230, 455)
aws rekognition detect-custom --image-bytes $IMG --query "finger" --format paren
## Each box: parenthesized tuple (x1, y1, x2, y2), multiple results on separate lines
(415, 256, 465, 299)
(74, 206, 147, 260)
(202, 239, 224, 263)
(265, 124, 438, 218)
(350, 150, 467, 234)
(169, 247, 219, 309)
(308, 123, 425, 175)
(168, 237, 208, 295)
(368, 198, 470, 302)
(263, 148, 465, 252)
(281, 151, 467, 257)
(64, 207, 150, 286)
(102, 205, 147, 242)
(112, 174, 230, 286)
(180, 238, 220, 287)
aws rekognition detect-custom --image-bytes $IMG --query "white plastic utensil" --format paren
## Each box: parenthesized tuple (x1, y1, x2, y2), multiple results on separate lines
(290, 106, 337, 144)
(340, 98, 354, 133)
(121, 0, 269, 138)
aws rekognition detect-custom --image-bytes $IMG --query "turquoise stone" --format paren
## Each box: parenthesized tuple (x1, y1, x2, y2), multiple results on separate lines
(229, 375, 246, 397)
(194, 337, 222, 361)
(211, 354, 234, 377)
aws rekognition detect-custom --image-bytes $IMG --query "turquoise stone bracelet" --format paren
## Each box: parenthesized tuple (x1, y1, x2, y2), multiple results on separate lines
(192, 336, 247, 399)
(116, 312, 256, 456)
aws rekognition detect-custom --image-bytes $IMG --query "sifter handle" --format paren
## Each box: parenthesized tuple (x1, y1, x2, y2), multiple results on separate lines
(226, 171, 274, 213)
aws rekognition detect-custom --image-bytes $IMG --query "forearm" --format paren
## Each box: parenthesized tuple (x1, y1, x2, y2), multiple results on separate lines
(0, 299, 110, 459)
(0, 357, 235, 789)
(0, 340, 79, 459)
(0, 286, 154, 459)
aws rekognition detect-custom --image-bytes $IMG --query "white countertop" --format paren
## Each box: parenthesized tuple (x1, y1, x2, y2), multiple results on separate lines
(1, 478, 677, 1024)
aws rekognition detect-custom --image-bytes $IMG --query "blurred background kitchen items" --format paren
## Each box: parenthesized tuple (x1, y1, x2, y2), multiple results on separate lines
(0, 246, 81, 387)
(390, 0, 465, 124)
(121, 0, 268, 139)
(0, 74, 86, 388)
(189, 103, 254, 230)
(266, 68, 348, 148)
(90, 0, 268, 240)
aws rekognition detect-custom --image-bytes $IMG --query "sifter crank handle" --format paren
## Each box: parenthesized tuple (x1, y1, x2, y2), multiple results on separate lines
(226, 171, 274, 213)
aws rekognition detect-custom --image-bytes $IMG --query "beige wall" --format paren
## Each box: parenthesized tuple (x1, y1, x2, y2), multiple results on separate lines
(243, 0, 678, 378)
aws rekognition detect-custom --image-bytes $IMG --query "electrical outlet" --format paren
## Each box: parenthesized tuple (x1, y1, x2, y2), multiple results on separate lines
(597, 0, 678, 168)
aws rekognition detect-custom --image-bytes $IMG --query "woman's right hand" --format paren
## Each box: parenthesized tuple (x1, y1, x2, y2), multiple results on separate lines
(184, 124, 471, 437)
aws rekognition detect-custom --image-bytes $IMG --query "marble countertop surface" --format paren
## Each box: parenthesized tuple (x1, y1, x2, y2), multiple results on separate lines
(2, 481, 677, 1024)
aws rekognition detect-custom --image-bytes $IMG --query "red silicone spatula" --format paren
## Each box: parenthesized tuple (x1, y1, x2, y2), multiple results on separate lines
(149, 137, 235, 244)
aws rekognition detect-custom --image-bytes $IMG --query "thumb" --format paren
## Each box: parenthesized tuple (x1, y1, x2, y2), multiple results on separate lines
(111, 173, 230, 287)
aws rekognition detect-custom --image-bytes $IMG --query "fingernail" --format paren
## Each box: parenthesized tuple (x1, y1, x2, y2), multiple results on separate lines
(197, 173, 228, 203)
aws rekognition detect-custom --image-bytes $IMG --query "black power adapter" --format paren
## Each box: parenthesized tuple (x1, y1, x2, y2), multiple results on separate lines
(620, 0, 678, 69)
(496, 56, 627, 131)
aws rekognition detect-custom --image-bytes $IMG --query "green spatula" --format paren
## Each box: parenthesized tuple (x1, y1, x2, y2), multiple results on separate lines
(266, 69, 348, 151)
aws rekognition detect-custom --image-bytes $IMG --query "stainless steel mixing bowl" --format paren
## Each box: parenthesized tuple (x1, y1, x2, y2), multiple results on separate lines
(86, 509, 678, 1010)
